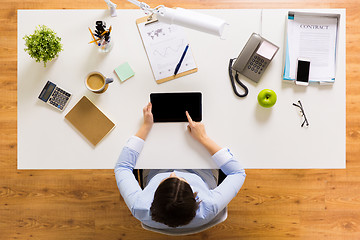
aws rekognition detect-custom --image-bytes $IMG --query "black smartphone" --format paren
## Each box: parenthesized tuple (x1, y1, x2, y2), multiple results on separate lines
(150, 92, 202, 122)
(295, 58, 310, 86)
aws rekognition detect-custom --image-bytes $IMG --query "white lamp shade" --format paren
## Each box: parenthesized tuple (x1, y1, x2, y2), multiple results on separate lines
(155, 7, 227, 37)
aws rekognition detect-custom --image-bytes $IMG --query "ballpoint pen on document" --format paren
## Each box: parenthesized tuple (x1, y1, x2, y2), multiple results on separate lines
(174, 44, 189, 75)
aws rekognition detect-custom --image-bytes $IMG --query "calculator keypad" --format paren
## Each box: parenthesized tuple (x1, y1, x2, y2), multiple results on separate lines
(48, 87, 71, 111)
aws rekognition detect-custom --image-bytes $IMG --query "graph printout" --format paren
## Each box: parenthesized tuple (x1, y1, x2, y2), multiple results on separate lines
(138, 21, 197, 81)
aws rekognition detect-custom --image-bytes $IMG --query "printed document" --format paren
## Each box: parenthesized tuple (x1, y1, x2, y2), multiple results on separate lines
(137, 21, 197, 81)
(285, 13, 338, 82)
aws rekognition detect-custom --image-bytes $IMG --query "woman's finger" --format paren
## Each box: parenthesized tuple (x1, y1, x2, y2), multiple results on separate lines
(186, 111, 194, 126)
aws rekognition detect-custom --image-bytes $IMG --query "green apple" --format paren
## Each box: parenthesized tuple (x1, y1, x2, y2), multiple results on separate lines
(257, 89, 277, 108)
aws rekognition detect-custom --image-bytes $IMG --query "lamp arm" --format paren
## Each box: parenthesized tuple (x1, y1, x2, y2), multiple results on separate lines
(104, 0, 117, 17)
(127, 0, 152, 14)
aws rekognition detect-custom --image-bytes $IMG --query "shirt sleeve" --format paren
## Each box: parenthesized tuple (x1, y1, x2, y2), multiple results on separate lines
(114, 136, 144, 212)
(210, 148, 246, 214)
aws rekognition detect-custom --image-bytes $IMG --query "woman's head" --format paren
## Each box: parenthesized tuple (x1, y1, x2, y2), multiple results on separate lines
(150, 173, 199, 227)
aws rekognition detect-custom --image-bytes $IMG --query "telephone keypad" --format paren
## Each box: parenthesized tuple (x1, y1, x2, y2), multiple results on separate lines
(247, 55, 266, 75)
(247, 55, 268, 75)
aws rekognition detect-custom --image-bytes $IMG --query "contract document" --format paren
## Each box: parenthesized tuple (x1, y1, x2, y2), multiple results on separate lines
(283, 12, 340, 83)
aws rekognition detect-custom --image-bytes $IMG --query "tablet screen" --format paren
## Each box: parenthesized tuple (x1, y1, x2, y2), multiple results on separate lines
(150, 92, 202, 122)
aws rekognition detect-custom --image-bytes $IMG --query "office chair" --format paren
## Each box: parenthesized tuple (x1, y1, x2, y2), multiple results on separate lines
(132, 169, 228, 236)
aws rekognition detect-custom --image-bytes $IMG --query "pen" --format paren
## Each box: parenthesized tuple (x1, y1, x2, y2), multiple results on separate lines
(174, 44, 189, 75)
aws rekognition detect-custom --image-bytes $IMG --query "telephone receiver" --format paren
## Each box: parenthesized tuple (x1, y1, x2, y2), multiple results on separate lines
(229, 33, 279, 97)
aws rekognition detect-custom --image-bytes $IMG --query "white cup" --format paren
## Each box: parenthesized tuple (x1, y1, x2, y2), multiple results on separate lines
(85, 71, 113, 93)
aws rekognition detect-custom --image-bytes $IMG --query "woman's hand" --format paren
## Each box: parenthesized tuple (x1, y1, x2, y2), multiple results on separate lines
(143, 102, 154, 128)
(135, 103, 153, 140)
(186, 111, 208, 144)
(186, 111, 222, 155)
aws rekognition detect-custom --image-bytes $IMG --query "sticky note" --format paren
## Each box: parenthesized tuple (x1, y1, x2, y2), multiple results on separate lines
(114, 62, 135, 82)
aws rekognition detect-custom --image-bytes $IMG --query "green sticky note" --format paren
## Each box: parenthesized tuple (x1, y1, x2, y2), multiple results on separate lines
(115, 62, 135, 82)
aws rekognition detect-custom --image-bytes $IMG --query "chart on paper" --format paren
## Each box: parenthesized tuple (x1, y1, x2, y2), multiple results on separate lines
(138, 20, 197, 81)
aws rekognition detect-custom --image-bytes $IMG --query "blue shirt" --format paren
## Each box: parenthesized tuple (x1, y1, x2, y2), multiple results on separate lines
(114, 136, 246, 229)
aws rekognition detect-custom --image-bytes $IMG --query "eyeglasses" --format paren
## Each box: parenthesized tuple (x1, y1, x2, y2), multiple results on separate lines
(292, 100, 309, 127)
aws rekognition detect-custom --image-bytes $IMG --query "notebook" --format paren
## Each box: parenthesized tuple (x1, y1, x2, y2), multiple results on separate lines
(65, 96, 115, 146)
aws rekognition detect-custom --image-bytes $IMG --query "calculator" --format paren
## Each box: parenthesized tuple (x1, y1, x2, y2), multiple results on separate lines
(38, 81, 72, 111)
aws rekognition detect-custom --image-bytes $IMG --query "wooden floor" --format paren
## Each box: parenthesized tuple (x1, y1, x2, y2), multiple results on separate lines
(1, 0, 359, 239)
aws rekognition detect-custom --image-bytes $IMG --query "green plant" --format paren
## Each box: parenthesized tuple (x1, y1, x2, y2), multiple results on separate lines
(24, 25, 63, 67)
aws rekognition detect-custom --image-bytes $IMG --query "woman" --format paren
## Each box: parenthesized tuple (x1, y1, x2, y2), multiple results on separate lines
(115, 103, 246, 229)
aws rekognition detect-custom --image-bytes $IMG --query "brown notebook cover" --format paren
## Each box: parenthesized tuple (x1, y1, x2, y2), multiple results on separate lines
(65, 96, 115, 146)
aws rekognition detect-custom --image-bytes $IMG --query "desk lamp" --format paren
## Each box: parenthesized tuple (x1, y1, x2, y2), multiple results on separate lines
(105, 0, 118, 17)
(126, 0, 228, 37)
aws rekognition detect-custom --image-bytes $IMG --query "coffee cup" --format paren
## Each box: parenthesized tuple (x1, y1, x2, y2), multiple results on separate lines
(85, 71, 113, 93)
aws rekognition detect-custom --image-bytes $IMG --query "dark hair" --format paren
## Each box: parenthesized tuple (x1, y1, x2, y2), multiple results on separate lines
(150, 178, 199, 227)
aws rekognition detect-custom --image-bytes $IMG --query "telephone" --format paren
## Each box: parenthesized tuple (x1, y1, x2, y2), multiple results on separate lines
(229, 33, 279, 97)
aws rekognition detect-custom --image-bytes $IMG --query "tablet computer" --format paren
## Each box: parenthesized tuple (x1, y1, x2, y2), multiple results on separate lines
(150, 92, 202, 122)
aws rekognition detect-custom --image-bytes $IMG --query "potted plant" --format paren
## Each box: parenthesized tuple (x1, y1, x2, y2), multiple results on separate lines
(23, 25, 63, 67)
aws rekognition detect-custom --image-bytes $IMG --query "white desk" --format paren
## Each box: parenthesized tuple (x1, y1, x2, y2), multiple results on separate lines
(17, 9, 346, 169)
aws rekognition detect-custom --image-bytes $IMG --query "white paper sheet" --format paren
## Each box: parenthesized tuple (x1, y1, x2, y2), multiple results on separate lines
(288, 14, 338, 81)
(138, 21, 197, 81)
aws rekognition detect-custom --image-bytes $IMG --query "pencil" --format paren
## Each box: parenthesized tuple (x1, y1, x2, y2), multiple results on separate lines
(100, 30, 108, 36)
(88, 27, 97, 45)
(88, 38, 101, 44)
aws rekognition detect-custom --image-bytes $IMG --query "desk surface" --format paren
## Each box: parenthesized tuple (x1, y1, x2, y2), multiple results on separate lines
(17, 9, 346, 169)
